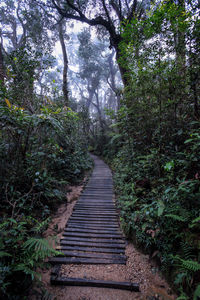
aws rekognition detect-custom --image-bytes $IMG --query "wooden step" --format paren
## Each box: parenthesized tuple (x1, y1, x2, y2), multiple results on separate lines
(51, 276, 140, 292)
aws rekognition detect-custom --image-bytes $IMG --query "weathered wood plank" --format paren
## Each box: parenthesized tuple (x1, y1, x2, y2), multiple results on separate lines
(63, 232, 124, 239)
(67, 223, 119, 229)
(60, 237, 126, 244)
(58, 251, 126, 260)
(60, 240, 126, 249)
(64, 229, 122, 236)
(57, 246, 125, 254)
(50, 257, 126, 265)
(64, 226, 123, 236)
(69, 216, 118, 222)
(51, 276, 140, 292)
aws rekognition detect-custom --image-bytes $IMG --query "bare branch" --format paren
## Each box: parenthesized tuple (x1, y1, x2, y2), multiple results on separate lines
(110, 0, 123, 21)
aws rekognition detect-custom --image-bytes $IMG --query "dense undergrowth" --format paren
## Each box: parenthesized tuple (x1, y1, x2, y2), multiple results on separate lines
(93, 2, 200, 299)
(110, 131, 200, 299)
(0, 98, 92, 299)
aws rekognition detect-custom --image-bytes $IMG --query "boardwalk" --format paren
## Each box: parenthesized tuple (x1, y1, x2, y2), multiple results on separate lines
(50, 155, 139, 292)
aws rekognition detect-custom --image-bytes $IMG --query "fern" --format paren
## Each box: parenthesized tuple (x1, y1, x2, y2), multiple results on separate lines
(180, 241, 195, 261)
(174, 255, 200, 272)
(0, 251, 12, 258)
(177, 293, 189, 300)
(193, 285, 200, 300)
(181, 260, 200, 272)
(23, 237, 61, 261)
(174, 272, 188, 286)
(189, 216, 200, 228)
(32, 217, 50, 234)
(14, 264, 40, 280)
(164, 214, 187, 222)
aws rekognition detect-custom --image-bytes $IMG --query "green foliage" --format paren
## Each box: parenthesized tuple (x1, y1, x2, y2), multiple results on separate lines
(112, 138, 200, 297)
(0, 217, 61, 298)
(194, 285, 200, 300)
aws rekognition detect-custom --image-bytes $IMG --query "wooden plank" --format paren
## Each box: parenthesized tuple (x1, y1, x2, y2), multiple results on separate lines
(73, 213, 118, 217)
(73, 210, 117, 215)
(60, 240, 126, 249)
(63, 232, 124, 239)
(57, 246, 125, 254)
(66, 226, 120, 233)
(71, 214, 117, 218)
(68, 218, 118, 223)
(72, 213, 118, 217)
(74, 206, 115, 210)
(50, 257, 126, 265)
(74, 208, 115, 211)
(58, 250, 126, 260)
(75, 203, 114, 206)
(51, 264, 61, 276)
(69, 218, 118, 227)
(67, 223, 119, 229)
(61, 237, 126, 244)
(69, 217, 118, 222)
(67, 224, 119, 230)
(51, 276, 140, 292)
(64, 228, 122, 235)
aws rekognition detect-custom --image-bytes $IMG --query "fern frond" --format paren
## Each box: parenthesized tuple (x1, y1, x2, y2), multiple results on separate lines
(181, 259, 200, 272)
(164, 214, 187, 222)
(174, 255, 200, 272)
(176, 293, 188, 300)
(32, 217, 50, 234)
(0, 251, 12, 258)
(14, 264, 40, 280)
(180, 241, 195, 261)
(194, 285, 200, 300)
(23, 237, 61, 261)
(189, 216, 200, 228)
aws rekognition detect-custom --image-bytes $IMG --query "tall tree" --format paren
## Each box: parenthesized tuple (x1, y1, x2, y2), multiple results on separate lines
(58, 20, 69, 105)
(51, 0, 147, 86)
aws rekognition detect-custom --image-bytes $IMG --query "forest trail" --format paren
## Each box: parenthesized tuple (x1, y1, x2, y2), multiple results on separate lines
(50, 155, 139, 291)
(46, 156, 176, 300)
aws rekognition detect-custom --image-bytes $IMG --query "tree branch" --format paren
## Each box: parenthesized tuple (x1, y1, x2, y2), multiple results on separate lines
(110, 0, 123, 22)
(52, 0, 118, 43)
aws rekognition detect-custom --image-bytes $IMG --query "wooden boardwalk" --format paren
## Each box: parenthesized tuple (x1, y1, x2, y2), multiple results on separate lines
(50, 155, 139, 292)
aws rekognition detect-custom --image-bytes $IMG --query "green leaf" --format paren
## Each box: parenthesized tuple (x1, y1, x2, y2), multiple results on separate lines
(157, 200, 165, 217)
(193, 285, 200, 300)
(164, 214, 186, 222)
(164, 161, 174, 171)
(0, 251, 12, 258)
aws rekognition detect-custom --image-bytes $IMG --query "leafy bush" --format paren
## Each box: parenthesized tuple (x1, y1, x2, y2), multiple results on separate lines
(0, 97, 92, 298)
(0, 217, 60, 299)
(112, 128, 200, 298)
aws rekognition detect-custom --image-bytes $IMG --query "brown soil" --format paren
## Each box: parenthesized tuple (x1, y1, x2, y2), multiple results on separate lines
(30, 179, 177, 300)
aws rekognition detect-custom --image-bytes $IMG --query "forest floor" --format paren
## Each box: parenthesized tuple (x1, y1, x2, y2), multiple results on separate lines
(30, 178, 177, 300)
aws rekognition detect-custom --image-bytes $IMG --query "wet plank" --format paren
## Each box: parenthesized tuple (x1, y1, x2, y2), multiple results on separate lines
(50, 257, 126, 265)
(51, 276, 140, 292)
(57, 246, 125, 254)
(60, 240, 126, 249)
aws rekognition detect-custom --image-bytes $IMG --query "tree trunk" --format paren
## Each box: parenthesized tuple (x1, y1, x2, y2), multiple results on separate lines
(0, 42, 5, 86)
(58, 21, 69, 106)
